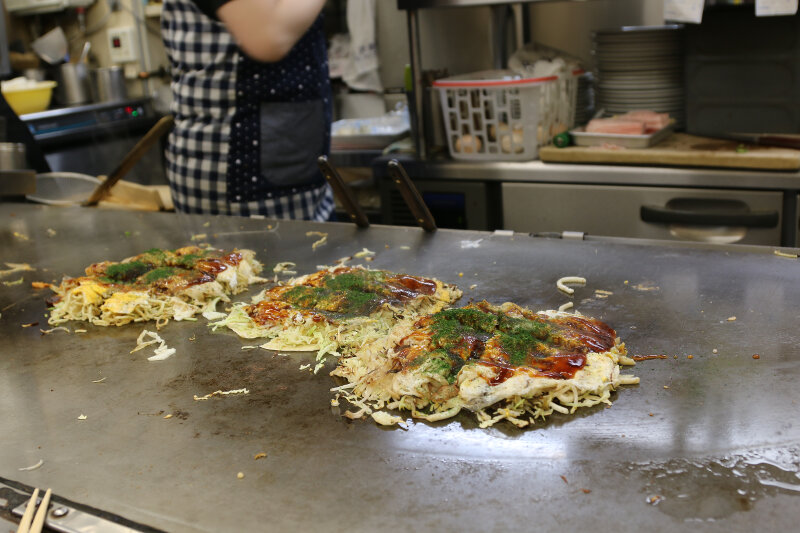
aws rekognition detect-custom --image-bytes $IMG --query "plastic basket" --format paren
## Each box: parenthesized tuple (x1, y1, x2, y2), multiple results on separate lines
(433, 70, 579, 161)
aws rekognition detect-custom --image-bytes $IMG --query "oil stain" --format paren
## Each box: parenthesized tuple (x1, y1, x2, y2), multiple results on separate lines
(633, 447, 800, 521)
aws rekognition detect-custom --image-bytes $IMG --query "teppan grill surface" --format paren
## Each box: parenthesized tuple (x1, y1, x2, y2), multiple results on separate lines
(1, 204, 799, 532)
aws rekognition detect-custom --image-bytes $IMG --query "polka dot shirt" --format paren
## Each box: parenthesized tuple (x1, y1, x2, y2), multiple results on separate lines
(161, 0, 334, 220)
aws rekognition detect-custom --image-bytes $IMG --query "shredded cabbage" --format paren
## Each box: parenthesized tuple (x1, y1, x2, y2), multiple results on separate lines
(49, 253, 263, 327)
(332, 312, 636, 429)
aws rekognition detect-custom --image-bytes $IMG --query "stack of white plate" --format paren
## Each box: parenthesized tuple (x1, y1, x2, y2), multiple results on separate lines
(593, 25, 685, 128)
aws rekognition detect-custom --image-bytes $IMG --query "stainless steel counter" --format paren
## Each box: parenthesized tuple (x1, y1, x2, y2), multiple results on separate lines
(2, 204, 800, 532)
(372, 156, 800, 246)
(374, 156, 800, 190)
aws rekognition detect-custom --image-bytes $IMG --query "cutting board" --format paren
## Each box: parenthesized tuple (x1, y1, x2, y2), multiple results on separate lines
(539, 132, 800, 170)
(95, 178, 174, 211)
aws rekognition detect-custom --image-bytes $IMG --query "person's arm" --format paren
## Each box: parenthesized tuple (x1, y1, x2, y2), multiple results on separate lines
(217, 0, 327, 62)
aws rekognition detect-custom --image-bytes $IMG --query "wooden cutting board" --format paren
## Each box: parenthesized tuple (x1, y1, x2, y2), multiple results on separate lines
(539, 132, 800, 170)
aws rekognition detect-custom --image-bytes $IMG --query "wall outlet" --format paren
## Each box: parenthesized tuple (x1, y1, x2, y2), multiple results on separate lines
(108, 26, 139, 63)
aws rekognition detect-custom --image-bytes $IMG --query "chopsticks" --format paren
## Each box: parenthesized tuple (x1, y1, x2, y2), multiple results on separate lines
(16, 488, 51, 533)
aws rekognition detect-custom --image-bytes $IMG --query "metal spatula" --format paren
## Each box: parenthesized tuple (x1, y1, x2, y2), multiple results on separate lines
(387, 159, 437, 232)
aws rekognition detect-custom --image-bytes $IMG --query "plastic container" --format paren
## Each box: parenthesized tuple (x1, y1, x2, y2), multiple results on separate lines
(433, 69, 579, 161)
(569, 123, 674, 148)
(2, 81, 57, 115)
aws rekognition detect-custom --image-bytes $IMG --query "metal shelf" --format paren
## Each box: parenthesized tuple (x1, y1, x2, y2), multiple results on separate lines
(399, 0, 593, 158)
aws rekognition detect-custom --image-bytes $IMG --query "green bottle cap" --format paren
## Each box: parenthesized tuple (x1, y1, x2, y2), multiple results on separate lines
(553, 132, 571, 148)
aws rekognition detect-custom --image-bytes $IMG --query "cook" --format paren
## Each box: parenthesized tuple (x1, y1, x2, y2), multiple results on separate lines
(160, 0, 335, 220)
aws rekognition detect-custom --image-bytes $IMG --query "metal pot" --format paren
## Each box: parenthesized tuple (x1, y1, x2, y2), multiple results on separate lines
(56, 63, 91, 106)
(0, 142, 27, 170)
(92, 67, 127, 103)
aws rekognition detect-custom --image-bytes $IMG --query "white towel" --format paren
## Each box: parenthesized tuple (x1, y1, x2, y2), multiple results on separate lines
(343, 0, 383, 92)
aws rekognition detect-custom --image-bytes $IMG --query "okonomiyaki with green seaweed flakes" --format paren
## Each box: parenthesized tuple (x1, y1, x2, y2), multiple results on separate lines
(212, 266, 462, 363)
(47, 246, 265, 327)
(332, 300, 638, 428)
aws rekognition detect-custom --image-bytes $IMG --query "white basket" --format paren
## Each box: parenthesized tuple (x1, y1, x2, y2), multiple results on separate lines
(434, 69, 579, 161)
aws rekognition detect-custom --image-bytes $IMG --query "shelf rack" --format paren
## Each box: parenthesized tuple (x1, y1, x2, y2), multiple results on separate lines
(396, 0, 590, 157)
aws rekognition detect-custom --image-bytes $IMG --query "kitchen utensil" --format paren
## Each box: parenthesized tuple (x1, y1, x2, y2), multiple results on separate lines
(0, 142, 26, 169)
(26, 172, 101, 205)
(387, 159, 437, 232)
(79, 41, 91, 63)
(84, 114, 175, 206)
(31, 27, 68, 65)
(1, 80, 57, 115)
(317, 155, 370, 228)
(15, 488, 38, 533)
(16, 488, 51, 533)
(56, 62, 91, 105)
(3, 481, 144, 532)
(26, 172, 170, 210)
(91, 66, 127, 102)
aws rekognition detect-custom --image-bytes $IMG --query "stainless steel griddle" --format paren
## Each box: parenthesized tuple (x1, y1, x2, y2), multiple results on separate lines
(1, 204, 799, 532)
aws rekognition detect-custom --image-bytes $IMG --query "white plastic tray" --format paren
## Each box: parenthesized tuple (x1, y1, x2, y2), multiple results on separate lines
(570, 123, 674, 148)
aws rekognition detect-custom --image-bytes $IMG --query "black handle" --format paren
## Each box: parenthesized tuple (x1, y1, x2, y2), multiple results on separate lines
(317, 156, 370, 228)
(641, 205, 779, 228)
(387, 159, 437, 232)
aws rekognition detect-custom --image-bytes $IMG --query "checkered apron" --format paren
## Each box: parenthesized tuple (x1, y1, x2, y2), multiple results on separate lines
(161, 0, 334, 220)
